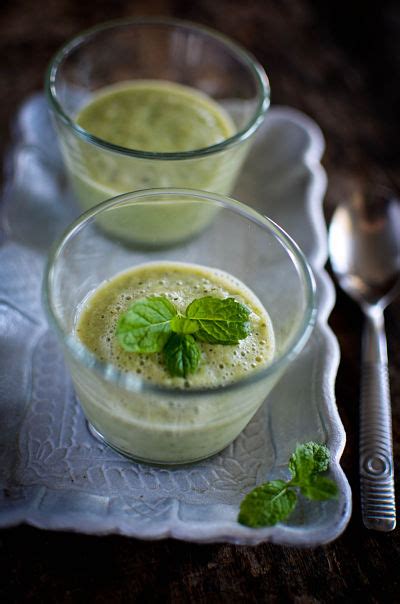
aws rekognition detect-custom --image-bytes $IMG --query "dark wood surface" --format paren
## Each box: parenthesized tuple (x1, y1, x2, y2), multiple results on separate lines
(1, 0, 400, 601)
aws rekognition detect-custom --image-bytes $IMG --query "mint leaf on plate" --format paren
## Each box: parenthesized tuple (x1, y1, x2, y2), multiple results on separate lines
(164, 333, 201, 378)
(238, 442, 339, 528)
(238, 480, 297, 528)
(288, 442, 330, 483)
(186, 296, 250, 344)
(300, 475, 339, 501)
(116, 296, 176, 353)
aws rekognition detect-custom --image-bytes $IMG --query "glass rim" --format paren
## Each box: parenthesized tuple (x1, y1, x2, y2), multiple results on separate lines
(44, 188, 317, 397)
(45, 17, 270, 161)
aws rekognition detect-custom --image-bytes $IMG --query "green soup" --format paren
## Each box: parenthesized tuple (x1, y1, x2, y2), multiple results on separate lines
(77, 261, 275, 388)
(71, 262, 276, 463)
(58, 81, 249, 245)
(76, 80, 235, 153)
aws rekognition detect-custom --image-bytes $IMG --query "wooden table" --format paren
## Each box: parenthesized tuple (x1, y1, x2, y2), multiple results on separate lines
(1, 1, 399, 601)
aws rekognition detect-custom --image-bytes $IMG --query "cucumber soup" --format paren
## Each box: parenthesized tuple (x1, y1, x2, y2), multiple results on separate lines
(76, 80, 235, 153)
(73, 262, 275, 463)
(66, 81, 242, 243)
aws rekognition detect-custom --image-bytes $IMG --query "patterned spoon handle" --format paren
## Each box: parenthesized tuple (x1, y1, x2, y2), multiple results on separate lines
(360, 309, 396, 531)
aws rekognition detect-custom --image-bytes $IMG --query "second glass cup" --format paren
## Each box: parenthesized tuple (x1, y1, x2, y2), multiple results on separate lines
(46, 18, 269, 223)
(44, 189, 316, 465)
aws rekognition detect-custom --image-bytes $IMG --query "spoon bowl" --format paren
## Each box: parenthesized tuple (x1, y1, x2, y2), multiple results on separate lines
(330, 190, 400, 308)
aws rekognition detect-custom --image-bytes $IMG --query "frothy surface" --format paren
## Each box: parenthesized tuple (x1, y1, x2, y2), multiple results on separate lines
(76, 262, 275, 388)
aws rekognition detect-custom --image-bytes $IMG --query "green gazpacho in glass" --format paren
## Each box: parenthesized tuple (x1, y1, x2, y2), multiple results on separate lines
(74, 262, 275, 463)
(63, 81, 245, 243)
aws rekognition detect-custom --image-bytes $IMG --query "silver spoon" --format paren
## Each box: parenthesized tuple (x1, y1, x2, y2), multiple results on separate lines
(329, 188, 398, 531)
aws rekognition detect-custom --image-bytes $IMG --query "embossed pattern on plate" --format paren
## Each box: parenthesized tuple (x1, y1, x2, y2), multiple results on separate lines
(0, 95, 351, 545)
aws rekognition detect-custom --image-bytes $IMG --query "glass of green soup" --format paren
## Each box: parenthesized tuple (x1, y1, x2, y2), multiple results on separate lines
(45, 189, 316, 465)
(46, 18, 269, 242)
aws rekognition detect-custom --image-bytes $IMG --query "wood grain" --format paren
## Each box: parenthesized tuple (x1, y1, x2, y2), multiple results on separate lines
(0, 0, 399, 601)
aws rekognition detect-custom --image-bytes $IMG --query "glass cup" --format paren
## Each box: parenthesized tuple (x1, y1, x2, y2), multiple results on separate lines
(44, 189, 316, 465)
(45, 17, 269, 243)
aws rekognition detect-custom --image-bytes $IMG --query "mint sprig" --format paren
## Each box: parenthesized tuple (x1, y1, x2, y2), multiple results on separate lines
(116, 295, 251, 378)
(238, 442, 339, 528)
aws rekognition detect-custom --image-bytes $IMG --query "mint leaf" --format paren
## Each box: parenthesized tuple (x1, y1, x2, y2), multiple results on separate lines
(288, 442, 330, 483)
(301, 475, 339, 501)
(238, 480, 297, 528)
(237, 442, 339, 528)
(170, 316, 199, 335)
(186, 297, 251, 344)
(164, 333, 201, 378)
(116, 296, 176, 353)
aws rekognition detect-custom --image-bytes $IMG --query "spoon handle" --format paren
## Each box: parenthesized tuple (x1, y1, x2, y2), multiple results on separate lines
(360, 310, 396, 531)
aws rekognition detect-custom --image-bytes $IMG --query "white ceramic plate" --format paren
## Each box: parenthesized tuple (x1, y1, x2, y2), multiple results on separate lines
(0, 95, 351, 545)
